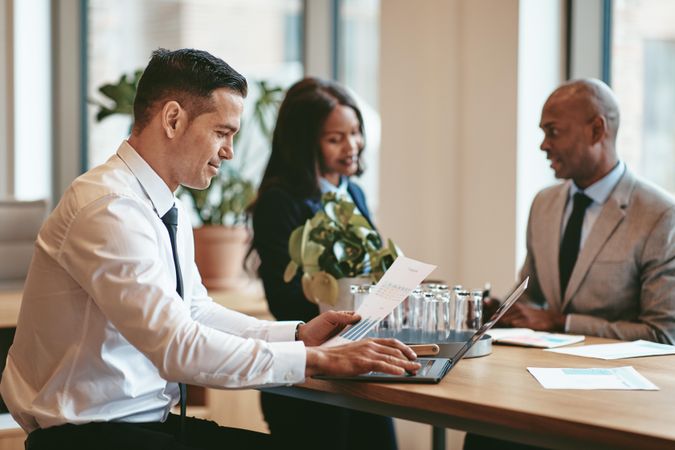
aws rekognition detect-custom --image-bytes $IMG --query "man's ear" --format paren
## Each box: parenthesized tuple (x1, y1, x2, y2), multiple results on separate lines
(161, 101, 185, 138)
(590, 115, 607, 145)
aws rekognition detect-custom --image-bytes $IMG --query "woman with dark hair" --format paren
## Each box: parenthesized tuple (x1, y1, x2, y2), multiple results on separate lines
(251, 77, 397, 450)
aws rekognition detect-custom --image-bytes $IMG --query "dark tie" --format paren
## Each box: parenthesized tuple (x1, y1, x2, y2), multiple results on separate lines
(160, 205, 187, 436)
(559, 192, 593, 297)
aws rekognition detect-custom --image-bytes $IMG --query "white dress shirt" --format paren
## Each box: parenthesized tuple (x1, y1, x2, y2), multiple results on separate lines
(0, 141, 306, 433)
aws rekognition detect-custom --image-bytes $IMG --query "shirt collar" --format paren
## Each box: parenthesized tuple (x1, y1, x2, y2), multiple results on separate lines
(569, 160, 625, 205)
(319, 176, 349, 196)
(116, 140, 175, 217)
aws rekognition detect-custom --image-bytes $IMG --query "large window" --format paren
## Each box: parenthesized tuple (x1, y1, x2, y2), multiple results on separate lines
(337, 0, 379, 109)
(0, 0, 52, 201)
(610, 0, 675, 193)
(87, 0, 303, 178)
(336, 0, 381, 211)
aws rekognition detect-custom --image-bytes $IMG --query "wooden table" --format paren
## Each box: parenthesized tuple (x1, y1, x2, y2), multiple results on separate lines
(4, 285, 674, 448)
(265, 336, 675, 450)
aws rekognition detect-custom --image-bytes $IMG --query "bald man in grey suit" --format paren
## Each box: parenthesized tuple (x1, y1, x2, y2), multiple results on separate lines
(499, 78, 675, 344)
(466, 80, 675, 450)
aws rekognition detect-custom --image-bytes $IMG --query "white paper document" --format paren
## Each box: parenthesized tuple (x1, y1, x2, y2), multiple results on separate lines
(322, 256, 436, 347)
(527, 366, 658, 390)
(545, 340, 675, 360)
(489, 328, 585, 348)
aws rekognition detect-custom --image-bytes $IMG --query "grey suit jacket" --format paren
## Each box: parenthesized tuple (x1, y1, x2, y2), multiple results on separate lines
(519, 168, 675, 343)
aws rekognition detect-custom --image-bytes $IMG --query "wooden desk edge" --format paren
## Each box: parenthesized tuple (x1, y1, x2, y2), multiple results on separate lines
(262, 379, 674, 450)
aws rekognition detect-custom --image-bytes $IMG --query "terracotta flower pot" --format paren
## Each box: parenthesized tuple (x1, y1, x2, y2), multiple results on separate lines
(193, 225, 251, 290)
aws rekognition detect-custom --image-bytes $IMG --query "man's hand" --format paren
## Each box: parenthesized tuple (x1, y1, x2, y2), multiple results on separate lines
(482, 296, 502, 322)
(499, 303, 566, 331)
(305, 338, 421, 377)
(297, 311, 361, 347)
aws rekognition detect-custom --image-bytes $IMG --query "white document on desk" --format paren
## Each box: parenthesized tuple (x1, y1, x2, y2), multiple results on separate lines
(545, 340, 675, 360)
(489, 328, 585, 348)
(527, 366, 659, 390)
(322, 256, 436, 347)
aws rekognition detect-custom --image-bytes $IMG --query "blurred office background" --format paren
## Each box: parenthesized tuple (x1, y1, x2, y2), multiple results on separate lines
(1, 0, 674, 447)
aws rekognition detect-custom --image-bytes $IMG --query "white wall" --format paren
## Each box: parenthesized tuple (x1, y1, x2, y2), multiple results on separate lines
(380, 0, 524, 296)
(380, 3, 563, 447)
(380, 0, 462, 287)
(380, 0, 564, 293)
(457, 0, 520, 292)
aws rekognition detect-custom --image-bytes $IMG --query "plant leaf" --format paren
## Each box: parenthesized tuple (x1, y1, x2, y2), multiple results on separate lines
(334, 201, 355, 227)
(310, 271, 339, 306)
(283, 261, 298, 283)
(350, 215, 372, 230)
(288, 226, 304, 265)
(388, 238, 402, 258)
(302, 241, 325, 273)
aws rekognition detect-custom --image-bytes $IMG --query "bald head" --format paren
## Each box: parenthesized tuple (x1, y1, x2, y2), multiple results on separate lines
(539, 78, 621, 188)
(547, 78, 620, 144)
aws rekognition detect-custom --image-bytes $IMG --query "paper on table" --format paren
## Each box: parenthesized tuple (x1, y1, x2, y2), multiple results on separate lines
(487, 328, 536, 340)
(488, 328, 585, 348)
(545, 340, 675, 360)
(322, 256, 436, 347)
(527, 366, 658, 390)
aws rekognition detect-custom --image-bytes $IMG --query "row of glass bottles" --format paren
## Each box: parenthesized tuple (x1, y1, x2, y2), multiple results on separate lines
(351, 283, 484, 341)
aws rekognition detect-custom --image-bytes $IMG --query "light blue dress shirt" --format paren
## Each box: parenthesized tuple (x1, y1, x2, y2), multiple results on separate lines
(319, 176, 350, 196)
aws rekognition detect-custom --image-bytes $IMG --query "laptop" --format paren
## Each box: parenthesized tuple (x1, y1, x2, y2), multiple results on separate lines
(316, 277, 529, 383)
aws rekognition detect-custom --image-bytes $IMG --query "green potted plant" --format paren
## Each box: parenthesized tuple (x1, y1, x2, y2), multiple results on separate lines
(284, 192, 399, 310)
(91, 72, 283, 289)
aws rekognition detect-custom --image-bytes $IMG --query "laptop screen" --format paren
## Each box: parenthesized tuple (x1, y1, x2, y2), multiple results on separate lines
(449, 276, 529, 363)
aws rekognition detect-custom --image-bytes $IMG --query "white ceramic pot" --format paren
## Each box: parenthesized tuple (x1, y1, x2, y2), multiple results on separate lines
(318, 276, 370, 314)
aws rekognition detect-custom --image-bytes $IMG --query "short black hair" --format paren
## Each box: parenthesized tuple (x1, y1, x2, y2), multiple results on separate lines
(132, 48, 248, 132)
(257, 77, 366, 199)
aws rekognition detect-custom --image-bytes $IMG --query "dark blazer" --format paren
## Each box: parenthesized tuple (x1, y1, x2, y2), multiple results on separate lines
(252, 181, 396, 450)
(252, 181, 374, 322)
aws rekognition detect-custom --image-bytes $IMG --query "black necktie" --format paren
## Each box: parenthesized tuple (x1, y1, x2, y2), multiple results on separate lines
(160, 205, 187, 435)
(559, 192, 592, 297)
(161, 206, 183, 298)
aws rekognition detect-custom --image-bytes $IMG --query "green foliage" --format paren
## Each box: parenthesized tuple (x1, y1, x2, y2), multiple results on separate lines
(90, 69, 283, 226)
(285, 193, 399, 284)
(90, 70, 143, 122)
(180, 166, 255, 225)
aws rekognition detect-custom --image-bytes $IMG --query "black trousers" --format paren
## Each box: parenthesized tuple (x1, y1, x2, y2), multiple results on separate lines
(260, 392, 397, 450)
(25, 414, 272, 450)
(463, 433, 550, 450)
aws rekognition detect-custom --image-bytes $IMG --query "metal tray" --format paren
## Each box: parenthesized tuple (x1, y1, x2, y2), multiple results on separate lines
(367, 329, 492, 358)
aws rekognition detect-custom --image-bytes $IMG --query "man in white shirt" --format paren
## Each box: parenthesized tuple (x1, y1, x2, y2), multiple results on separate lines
(0, 48, 420, 450)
